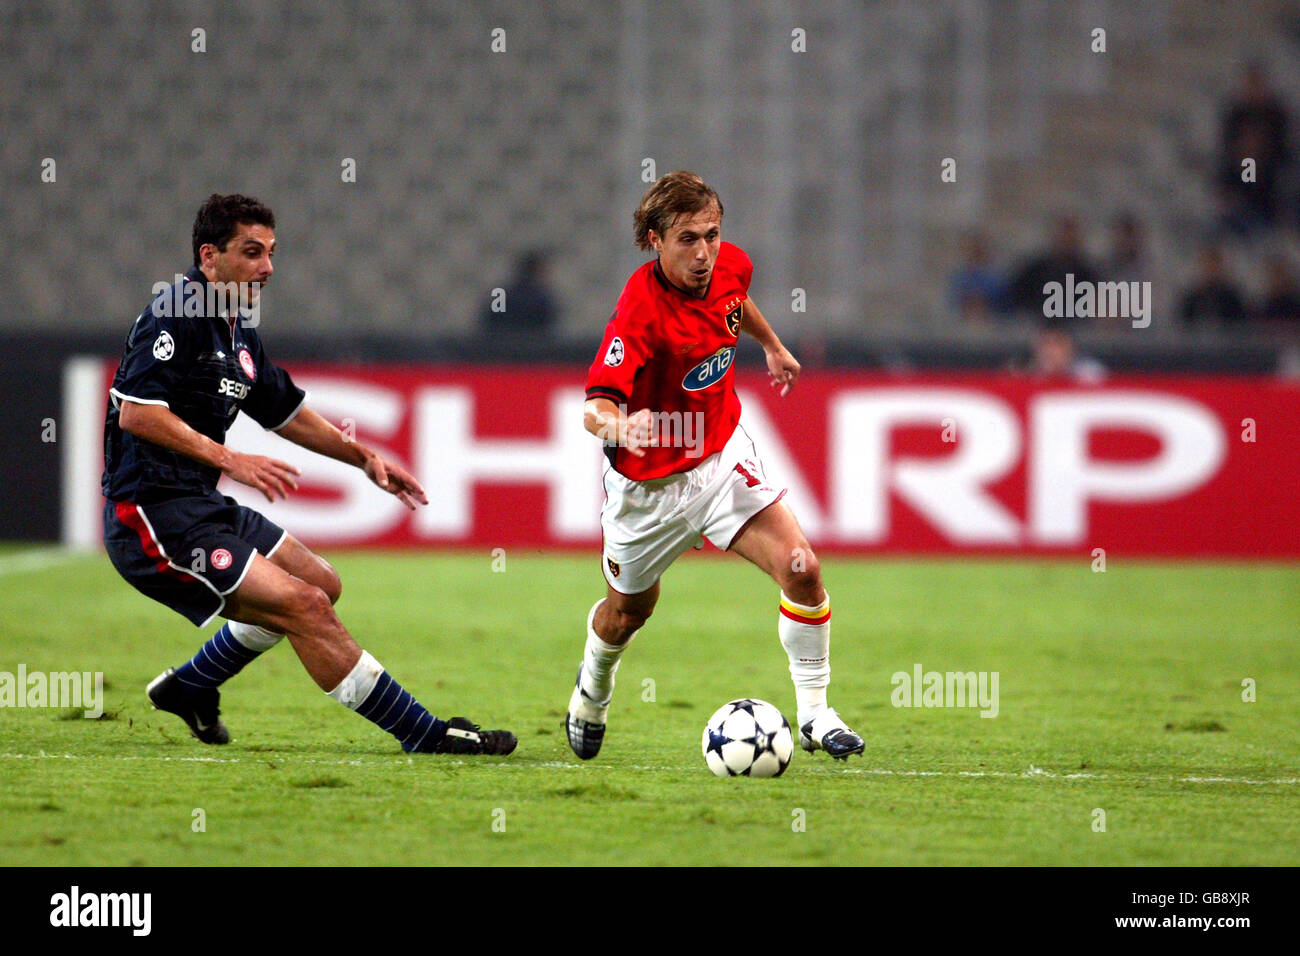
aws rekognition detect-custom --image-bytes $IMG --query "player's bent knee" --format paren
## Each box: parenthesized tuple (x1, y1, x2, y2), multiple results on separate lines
(285, 582, 338, 633)
(299, 553, 341, 604)
(783, 553, 823, 603)
(320, 563, 342, 605)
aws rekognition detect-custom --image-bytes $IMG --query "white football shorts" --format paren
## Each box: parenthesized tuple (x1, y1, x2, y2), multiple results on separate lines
(600, 423, 787, 595)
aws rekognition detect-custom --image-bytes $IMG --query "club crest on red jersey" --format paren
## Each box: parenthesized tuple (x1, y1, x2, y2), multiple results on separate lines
(723, 297, 743, 337)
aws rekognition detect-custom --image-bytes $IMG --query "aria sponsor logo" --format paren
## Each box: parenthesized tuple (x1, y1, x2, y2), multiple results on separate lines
(1042, 273, 1152, 328)
(682, 346, 735, 391)
(149, 273, 263, 326)
(890, 663, 999, 718)
(50, 886, 151, 936)
(0, 665, 103, 718)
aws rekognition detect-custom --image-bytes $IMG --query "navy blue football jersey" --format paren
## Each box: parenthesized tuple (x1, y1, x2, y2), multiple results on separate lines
(102, 268, 306, 503)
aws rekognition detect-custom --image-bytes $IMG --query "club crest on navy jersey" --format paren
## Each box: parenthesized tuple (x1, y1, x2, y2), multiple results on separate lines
(238, 348, 256, 380)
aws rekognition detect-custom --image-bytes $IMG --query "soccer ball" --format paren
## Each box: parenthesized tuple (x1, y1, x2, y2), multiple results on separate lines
(702, 698, 793, 778)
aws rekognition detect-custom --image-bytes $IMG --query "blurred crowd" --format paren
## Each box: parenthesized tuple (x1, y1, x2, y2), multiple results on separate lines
(948, 62, 1300, 375)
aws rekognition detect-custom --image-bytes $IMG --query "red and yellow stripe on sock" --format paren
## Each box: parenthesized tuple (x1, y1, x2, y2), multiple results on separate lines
(779, 594, 831, 626)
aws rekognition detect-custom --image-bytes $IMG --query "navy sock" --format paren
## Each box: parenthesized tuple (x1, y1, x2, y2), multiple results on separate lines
(174, 623, 261, 690)
(356, 672, 447, 752)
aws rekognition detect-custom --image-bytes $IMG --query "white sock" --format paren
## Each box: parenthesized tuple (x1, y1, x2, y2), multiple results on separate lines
(228, 620, 283, 652)
(326, 650, 384, 710)
(778, 591, 831, 728)
(580, 599, 635, 706)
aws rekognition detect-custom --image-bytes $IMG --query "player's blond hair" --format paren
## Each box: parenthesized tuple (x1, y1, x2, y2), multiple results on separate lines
(633, 171, 723, 250)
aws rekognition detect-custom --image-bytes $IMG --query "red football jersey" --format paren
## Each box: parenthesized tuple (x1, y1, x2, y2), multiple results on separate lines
(586, 240, 753, 479)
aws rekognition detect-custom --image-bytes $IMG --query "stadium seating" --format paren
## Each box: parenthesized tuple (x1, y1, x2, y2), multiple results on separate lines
(2, 0, 1298, 350)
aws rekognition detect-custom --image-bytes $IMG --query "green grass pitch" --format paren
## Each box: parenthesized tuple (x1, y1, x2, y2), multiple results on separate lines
(1, 545, 1297, 866)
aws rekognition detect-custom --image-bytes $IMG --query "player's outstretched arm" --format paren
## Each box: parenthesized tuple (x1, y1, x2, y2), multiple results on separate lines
(583, 398, 656, 457)
(118, 400, 300, 502)
(741, 299, 801, 397)
(275, 406, 428, 510)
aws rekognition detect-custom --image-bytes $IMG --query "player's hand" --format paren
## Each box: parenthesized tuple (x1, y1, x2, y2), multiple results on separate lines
(226, 452, 301, 502)
(623, 407, 657, 458)
(766, 345, 801, 397)
(364, 454, 429, 510)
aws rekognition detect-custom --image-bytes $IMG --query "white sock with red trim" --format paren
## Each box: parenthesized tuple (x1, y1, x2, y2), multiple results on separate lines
(778, 591, 831, 729)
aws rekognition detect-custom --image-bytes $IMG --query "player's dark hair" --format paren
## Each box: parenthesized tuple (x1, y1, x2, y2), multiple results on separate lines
(633, 171, 723, 250)
(192, 193, 276, 266)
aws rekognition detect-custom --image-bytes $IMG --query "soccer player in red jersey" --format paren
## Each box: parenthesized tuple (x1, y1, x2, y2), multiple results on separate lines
(566, 171, 864, 761)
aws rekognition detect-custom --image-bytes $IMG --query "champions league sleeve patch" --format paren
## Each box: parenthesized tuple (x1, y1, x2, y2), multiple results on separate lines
(604, 336, 625, 367)
(152, 331, 175, 361)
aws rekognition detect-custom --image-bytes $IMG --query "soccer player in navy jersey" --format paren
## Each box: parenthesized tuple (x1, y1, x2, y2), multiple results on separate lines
(565, 172, 864, 761)
(102, 193, 514, 756)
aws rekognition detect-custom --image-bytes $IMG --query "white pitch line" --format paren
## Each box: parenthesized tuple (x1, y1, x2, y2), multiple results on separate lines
(0, 548, 83, 578)
(1, 752, 1297, 786)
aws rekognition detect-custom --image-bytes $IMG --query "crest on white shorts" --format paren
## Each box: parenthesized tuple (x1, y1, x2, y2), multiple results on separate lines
(604, 336, 625, 367)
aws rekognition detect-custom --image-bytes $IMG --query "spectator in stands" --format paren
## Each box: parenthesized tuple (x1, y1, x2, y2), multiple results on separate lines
(1179, 245, 1247, 325)
(1257, 252, 1300, 324)
(1007, 215, 1100, 325)
(1104, 211, 1150, 280)
(1029, 326, 1105, 383)
(1216, 63, 1291, 237)
(1094, 211, 1155, 326)
(479, 250, 557, 331)
(948, 230, 1009, 320)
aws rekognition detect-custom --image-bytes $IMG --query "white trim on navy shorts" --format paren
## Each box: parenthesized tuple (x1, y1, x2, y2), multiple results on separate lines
(264, 528, 289, 559)
(220, 548, 258, 596)
(135, 503, 227, 627)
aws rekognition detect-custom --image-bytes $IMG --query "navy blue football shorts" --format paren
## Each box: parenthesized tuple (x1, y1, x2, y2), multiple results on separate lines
(103, 491, 287, 627)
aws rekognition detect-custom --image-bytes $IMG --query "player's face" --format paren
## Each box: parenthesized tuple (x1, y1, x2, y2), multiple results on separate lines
(650, 204, 721, 296)
(201, 223, 275, 309)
